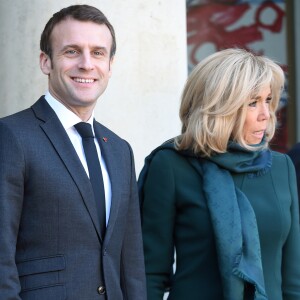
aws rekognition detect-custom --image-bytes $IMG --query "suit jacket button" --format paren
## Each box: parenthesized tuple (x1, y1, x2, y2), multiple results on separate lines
(97, 286, 106, 295)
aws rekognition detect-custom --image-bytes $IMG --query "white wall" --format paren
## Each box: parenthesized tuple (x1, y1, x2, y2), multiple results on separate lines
(0, 0, 187, 174)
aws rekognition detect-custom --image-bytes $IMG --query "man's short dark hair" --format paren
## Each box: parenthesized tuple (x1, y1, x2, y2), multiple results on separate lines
(40, 4, 116, 60)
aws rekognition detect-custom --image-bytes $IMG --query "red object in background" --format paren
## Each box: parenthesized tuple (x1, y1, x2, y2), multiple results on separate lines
(187, 3, 263, 65)
(271, 106, 288, 153)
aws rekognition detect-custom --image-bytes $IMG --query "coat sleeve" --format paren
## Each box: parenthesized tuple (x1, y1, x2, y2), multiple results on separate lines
(282, 154, 300, 299)
(120, 143, 147, 299)
(139, 150, 176, 300)
(0, 121, 23, 299)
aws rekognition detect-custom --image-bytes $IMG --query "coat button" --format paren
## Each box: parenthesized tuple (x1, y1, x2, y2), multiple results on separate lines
(97, 286, 106, 295)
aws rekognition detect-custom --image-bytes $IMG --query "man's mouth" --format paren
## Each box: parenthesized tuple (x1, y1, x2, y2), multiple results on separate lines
(72, 77, 95, 83)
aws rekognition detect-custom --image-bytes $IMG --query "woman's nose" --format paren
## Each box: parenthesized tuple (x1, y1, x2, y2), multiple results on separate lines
(258, 103, 270, 121)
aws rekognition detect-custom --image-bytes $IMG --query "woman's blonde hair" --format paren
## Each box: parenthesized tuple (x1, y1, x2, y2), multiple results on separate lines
(176, 48, 285, 157)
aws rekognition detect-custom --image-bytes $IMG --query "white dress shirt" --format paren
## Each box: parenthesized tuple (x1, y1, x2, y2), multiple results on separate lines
(44, 91, 111, 225)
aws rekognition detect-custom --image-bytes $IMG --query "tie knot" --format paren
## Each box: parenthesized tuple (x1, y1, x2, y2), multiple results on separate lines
(75, 122, 94, 138)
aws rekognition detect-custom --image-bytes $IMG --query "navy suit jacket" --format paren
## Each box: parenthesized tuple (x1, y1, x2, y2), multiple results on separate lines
(0, 97, 146, 300)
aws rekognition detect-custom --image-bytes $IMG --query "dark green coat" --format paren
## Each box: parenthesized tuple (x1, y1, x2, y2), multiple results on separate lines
(140, 147, 300, 300)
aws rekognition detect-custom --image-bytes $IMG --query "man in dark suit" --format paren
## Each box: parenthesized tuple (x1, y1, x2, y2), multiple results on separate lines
(0, 5, 146, 300)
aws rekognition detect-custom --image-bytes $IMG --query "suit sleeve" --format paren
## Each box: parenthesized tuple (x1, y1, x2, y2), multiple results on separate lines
(140, 150, 176, 300)
(282, 154, 300, 299)
(120, 143, 147, 299)
(0, 121, 23, 299)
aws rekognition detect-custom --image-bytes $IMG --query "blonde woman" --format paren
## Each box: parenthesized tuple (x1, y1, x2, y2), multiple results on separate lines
(139, 48, 300, 300)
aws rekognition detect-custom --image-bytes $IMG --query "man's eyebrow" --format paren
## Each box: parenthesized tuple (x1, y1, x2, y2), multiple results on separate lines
(61, 44, 109, 52)
(92, 46, 109, 53)
(60, 44, 80, 51)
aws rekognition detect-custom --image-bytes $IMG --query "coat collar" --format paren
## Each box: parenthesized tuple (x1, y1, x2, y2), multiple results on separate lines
(31, 97, 103, 242)
(31, 96, 125, 246)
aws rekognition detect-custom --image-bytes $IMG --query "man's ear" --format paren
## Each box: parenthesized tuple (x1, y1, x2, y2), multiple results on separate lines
(109, 56, 114, 77)
(40, 52, 51, 75)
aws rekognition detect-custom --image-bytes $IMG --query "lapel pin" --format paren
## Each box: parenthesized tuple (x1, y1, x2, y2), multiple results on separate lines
(102, 137, 108, 142)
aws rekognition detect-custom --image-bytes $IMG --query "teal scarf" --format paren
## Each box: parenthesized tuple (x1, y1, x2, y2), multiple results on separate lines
(139, 139, 271, 300)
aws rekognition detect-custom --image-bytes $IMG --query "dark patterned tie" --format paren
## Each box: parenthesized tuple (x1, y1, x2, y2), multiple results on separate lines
(74, 122, 106, 238)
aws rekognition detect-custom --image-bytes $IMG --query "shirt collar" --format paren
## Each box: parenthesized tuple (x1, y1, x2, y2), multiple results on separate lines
(44, 91, 95, 130)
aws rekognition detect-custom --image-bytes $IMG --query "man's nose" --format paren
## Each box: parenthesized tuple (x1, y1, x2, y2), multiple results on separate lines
(78, 52, 94, 70)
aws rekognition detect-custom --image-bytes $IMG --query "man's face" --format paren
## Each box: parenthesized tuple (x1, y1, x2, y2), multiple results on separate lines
(40, 18, 113, 115)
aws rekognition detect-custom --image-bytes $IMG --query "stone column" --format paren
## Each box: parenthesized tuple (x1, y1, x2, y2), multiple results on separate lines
(0, 0, 187, 172)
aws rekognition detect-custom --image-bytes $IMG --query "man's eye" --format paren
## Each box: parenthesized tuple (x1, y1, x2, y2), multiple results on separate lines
(94, 51, 103, 56)
(66, 50, 77, 55)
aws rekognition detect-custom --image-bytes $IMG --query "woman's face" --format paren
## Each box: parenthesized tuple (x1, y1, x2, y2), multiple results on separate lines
(243, 85, 271, 145)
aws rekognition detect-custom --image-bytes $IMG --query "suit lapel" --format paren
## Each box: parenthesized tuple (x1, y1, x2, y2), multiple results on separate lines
(94, 122, 122, 245)
(31, 97, 103, 242)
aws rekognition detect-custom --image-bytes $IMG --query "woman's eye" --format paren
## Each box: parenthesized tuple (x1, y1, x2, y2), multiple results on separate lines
(266, 97, 272, 104)
(249, 100, 257, 107)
